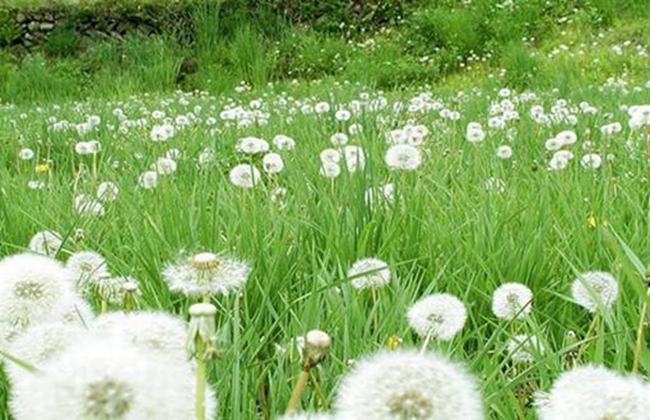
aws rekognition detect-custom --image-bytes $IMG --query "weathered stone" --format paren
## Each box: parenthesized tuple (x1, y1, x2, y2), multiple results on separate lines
(15, 13, 26, 23)
(27, 21, 39, 31)
(40, 22, 55, 31)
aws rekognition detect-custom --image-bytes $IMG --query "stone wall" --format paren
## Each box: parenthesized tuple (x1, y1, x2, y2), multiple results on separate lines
(0, 5, 189, 51)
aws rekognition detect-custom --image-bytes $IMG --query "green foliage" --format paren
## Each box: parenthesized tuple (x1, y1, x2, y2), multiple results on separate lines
(43, 24, 80, 57)
(0, 9, 20, 45)
(500, 42, 540, 89)
(272, 29, 350, 80)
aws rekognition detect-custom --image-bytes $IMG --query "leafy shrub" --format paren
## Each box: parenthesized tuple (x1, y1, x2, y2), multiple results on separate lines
(0, 10, 20, 46)
(43, 24, 80, 57)
(499, 41, 540, 89)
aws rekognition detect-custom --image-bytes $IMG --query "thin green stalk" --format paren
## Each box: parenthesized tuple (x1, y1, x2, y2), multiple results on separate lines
(286, 369, 310, 413)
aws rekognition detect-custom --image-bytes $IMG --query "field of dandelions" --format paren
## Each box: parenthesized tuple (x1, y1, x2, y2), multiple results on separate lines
(1, 75, 650, 420)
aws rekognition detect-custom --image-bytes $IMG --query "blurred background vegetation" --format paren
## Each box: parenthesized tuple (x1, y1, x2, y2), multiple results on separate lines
(0, 0, 648, 103)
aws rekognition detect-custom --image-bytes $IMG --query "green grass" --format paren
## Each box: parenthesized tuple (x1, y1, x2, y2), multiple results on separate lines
(0, 1, 649, 419)
(0, 74, 649, 418)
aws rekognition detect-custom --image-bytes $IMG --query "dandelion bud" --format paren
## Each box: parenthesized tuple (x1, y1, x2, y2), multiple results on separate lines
(187, 303, 218, 362)
(122, 280, 140, 311)
(74, 228, 85, 243)
(301, 330, 331, 370)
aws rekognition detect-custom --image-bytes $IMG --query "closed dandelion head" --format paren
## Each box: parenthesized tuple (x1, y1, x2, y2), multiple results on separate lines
(10, 337, 204, 420)
(571, 271, 618, 313)
(301, 329, 331, 370)
(28, 230, 63, 256)
(91, 311, 187, 362)
(491, 283, 533, 321)
(538, 365, 650, 420)
(506, 334, 545, 364)
(66, 251, 111, 293)
(347, 258, 391, 290)
(163, 251, 251, 297)
(407, 293, 467, 341)
(334, 350, 483, 420)
(0, 253, 76, 333)
(96, 276, 139, 305)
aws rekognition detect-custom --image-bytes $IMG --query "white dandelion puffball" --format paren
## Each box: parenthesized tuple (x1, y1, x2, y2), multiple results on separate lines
(506, 334, 545, 364)
(150, 123, 175, 142)
(330, 132, 349, 146)
(385, 144, 423, 171)
(407, 293, 467, 341)
(320, 148, 341, 164)
(91, 311, 187, 362)
(496, 145, 513, 159)
(28, 230, 63, 256)
(343, 145, 365, 172)
(4, 322, 84, 383)
(96, 182, 119, 202)
(571, 271, 618, 312)
(335, 350, 483, 420)
(347, 258, 391, 290)
(66, 250, 111, 293)
(273, 134, 296, 151)
(154, 157, 177, 175)
(555, 130, 577, 146)
(138, 171, 158, 189)
(538, 365, 650, 420)
(10, 337, 212, 420)
(0, 253, 75, 335)
(163, 251, 251, 297)
(229, 164, 261, 188)
(491, 283, 533, 321)
(236, 136, 269, 155)
(262, 152, 285, 174)
(580, 153, 602, 169)
(320, 162, 341, 179)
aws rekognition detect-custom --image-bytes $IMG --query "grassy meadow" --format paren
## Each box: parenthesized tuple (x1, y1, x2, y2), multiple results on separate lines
(0, 1, 650, 419)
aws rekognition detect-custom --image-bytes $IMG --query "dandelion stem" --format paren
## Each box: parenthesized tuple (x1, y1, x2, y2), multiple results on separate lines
(195, 339, 206, 420)
(286, 369, 310, 413)
(100, 299, 108, 314)
(420, 331, 433, 354)
(632, 289, 650, 373)
(232, 294, 241, 417)
(576, 311, 601, 361)
(371, 287, 379, 331)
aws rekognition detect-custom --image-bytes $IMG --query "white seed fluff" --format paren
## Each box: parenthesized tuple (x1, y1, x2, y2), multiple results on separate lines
(491, 283, 533, 321)
(538, 365, 650, 420)
(407, 293, 467, 341)
(347, 258, 391, 290)
(335, 350, 483, 420)
(571, 271, 618, 313)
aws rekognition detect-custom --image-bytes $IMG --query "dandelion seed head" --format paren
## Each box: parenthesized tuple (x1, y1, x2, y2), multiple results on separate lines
(571, 271, 618, 312)
(491, 283, 533, 320)
(0, 253, 75, 336)
(163, 251, 251, 297)
(506, 334, 544, 364)
(28, 230, 63, 256)
(229, 164, 261, 188)
(385, 144, 422, 171)
(538, 365, 650, 420)
(335, 350, 483, 420)
(407, 293, 467, 341)
(347, 258, 391, 290)
(10, 337, 208, 420)
(91, 311, 187, 362)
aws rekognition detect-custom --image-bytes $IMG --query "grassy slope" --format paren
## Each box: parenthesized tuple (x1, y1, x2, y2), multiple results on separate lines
(0, 3, 649, 420)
